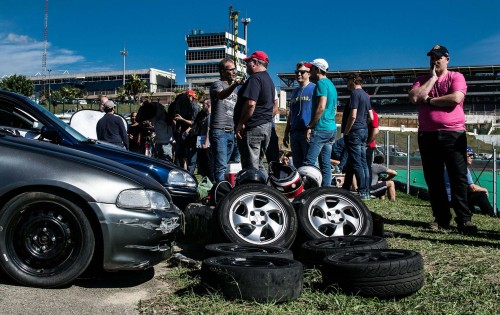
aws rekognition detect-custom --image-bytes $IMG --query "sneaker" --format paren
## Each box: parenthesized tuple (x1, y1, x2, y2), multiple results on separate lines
(428, 221, 450, 231)
(455, 220, 478, 234)
(361, 194, 371, 201)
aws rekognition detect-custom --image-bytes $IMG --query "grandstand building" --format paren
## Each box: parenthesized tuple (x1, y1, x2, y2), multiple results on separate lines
(28, 68, 175, 100)
(185, 29, 247, 86)
(277, 65, 500, 116)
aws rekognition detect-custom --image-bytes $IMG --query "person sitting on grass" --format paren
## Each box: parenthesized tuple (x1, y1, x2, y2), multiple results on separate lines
(444, 146, 495, 217)
(370, 155, 397, 201)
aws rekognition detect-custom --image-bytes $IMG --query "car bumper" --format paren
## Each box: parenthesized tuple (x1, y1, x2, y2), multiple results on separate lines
(168, 187, 198, 210)
(90, 202, 184, 271)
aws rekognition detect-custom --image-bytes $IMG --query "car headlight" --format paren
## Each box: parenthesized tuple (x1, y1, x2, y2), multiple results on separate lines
(116, 189, 170, 211)
(167, 170, 197, 188)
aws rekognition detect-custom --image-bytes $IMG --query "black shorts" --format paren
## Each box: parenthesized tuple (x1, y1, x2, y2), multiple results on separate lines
(370, 182, 387, 197)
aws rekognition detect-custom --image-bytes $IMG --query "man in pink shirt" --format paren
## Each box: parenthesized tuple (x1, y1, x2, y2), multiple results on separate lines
(409, 45, 476, 233)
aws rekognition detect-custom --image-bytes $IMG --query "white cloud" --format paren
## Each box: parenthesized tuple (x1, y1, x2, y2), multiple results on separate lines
(0, 32, 85, 76)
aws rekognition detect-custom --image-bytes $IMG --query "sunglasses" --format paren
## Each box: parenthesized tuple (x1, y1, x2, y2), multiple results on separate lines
(467, 154, 474, 157)
(295, 70, 309, 75)
(225, 68, 236, 71)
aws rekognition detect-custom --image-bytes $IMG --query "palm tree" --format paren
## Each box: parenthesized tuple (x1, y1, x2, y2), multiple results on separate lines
(124, 74, 148, 104)
(60, 86, 83, 109)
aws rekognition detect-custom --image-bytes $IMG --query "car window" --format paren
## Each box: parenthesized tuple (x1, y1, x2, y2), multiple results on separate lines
(0, 103, 34, 129)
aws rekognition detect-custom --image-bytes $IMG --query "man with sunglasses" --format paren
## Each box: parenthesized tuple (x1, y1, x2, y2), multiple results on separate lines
(210, 58, 243, 181)
(303, 58, 337, 187)
(233, 51, 276, 173)
(409, 45, 476, 233)
(283, 62, 316, 168)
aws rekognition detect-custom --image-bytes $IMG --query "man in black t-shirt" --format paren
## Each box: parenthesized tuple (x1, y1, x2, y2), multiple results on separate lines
(234, 51, 276, 172)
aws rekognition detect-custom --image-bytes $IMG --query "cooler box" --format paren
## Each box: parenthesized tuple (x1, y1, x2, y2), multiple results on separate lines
(225, 162, 242, 186)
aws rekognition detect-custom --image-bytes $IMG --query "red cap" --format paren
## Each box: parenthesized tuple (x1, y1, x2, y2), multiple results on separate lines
(244, 51, 269, 64)
(185, 89, 198, 99)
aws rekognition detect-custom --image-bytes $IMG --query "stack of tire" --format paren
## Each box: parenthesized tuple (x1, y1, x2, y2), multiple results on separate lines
(201, 243, 303, 303)
(196, 165, 424, 299)
(300, 236, 425, 298)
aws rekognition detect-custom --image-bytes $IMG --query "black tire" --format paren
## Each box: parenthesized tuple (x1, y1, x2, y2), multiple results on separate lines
(201, 256, 303, 302)
(322, 249, 425, 298)
(300, 236, 388, 266)
(216, 184, 297, 248)
(293, 187, 373, 240)
(0, 192, 95, 288)
(204, 243, 293, 260)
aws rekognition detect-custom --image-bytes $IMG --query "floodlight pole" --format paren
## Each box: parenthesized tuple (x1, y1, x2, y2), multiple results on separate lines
(48, 69, 52, 112)
(169, 68, 175, 103)
(120, 49, 128, 87)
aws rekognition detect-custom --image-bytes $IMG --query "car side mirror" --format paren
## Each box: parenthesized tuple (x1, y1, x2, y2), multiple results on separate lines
(40, 125, 61, 143)
(32, 121, 43, 130)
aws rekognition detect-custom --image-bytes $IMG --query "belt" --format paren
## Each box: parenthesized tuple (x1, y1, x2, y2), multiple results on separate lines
(214, 128, 233, 133)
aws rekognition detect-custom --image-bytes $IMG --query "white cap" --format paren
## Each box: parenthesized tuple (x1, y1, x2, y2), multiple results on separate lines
(306, 58, 329, 72)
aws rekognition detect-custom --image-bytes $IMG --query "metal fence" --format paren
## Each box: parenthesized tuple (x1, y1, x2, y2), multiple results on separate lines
(378, 130, 499, 216)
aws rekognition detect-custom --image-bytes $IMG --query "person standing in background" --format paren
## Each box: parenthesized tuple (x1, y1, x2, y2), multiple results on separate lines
(303, 58, 337, 187)
(283, 61, 315, 168)
(234, 51, 275, 172)
(409, 44, 476, 233)
(341, 73, 372, 200)
(96, 100, 129, 149)
(210, 58, 242, 181)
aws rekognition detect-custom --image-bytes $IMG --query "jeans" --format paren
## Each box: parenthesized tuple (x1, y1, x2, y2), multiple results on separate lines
(210, 129, 235, 182)
(156, 143, 173, 162)
(186, 146, 197, 174)
(419, 131, 471, 225)
(344, 128, 370, 196)
(304, 129, 336, 187)
(197, 148, 214, 182)
(366, 146, 376, 188)
(237, 122, 272, 172)
(290, 129, 308, 168)
(265, 127, 280, 163)
(230, 142, 241, 163)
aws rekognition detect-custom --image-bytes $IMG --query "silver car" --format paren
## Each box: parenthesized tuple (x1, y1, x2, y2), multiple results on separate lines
(0, 129, 183, 288)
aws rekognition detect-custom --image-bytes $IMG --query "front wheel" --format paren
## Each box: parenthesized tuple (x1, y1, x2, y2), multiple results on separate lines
(0, 192, 95, 288)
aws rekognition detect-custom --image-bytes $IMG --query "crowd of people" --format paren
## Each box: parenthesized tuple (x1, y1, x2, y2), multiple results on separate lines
(94, 45, 494, 234)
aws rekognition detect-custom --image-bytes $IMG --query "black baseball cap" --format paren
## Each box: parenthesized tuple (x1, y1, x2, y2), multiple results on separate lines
(427, 45, 449, 58)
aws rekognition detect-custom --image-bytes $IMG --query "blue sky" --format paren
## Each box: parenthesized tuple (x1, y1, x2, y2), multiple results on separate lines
(1, 0, 499, 85)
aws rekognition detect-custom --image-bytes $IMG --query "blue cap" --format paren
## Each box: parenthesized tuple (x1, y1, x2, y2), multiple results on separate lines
(466, 146, 474, 154)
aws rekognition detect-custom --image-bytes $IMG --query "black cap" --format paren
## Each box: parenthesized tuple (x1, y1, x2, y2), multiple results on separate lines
(427, 45, 449, 58)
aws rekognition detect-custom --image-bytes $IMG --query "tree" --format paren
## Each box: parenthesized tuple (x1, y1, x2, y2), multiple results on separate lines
(124, 74, 147, 104)
(194, 88, 206, 101)
(116, 87, 127, 104)
(60, 86, 83, 109)
(0, 75, 34, 97)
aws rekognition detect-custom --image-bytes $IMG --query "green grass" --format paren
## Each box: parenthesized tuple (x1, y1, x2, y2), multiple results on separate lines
(137, 193, 500, 315)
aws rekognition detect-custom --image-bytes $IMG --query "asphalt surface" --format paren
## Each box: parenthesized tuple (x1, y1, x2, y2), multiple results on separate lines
(0, 264, 171, 315)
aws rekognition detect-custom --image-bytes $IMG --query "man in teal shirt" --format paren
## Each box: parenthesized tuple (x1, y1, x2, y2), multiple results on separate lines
(303, 58, 337, 186)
